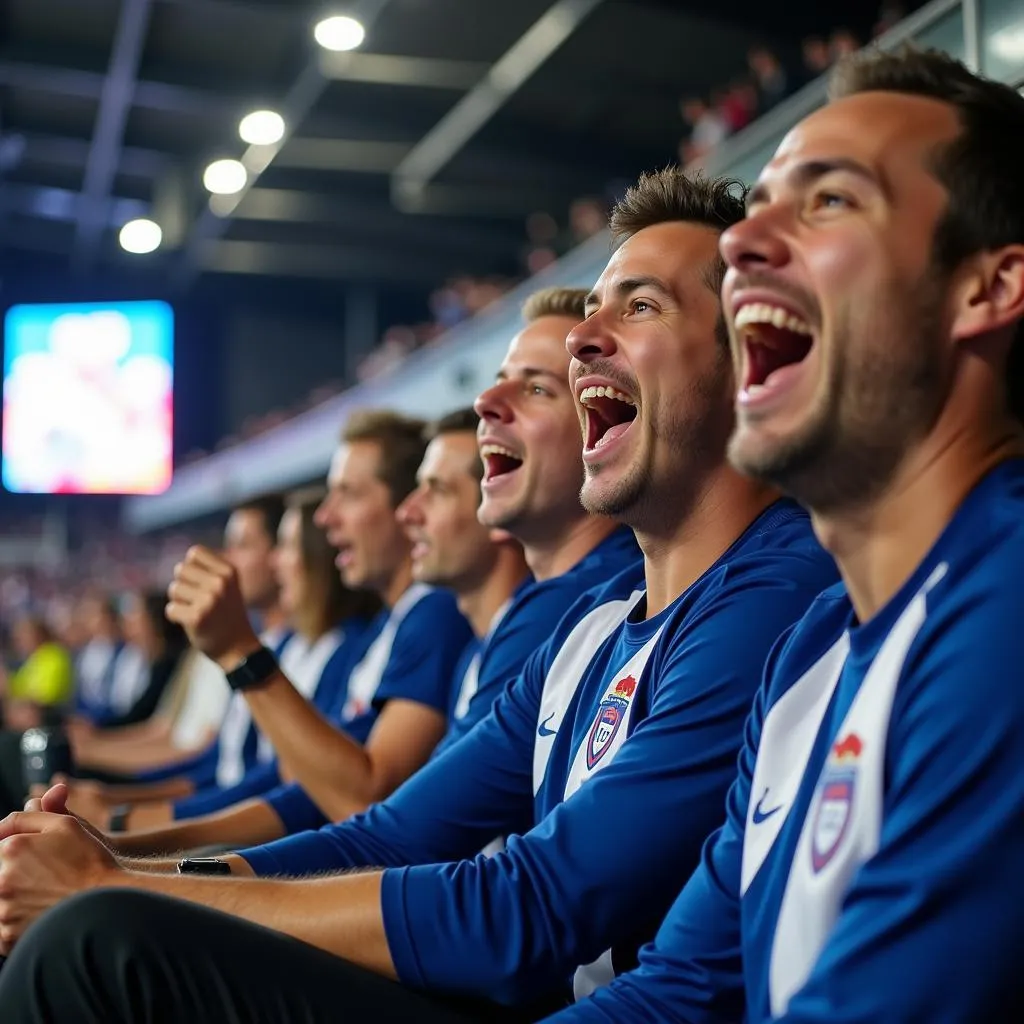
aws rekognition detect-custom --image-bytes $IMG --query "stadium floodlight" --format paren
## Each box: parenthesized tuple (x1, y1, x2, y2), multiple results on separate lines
(314, 14, 366, 51)
(119, 218, 163, 254)
(239, 109, 286, 146)
(203, 158, 248, 195)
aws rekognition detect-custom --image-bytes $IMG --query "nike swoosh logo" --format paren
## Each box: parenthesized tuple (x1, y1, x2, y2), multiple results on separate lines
(537, 713, 557, 738)
(751, 788, 783, 825)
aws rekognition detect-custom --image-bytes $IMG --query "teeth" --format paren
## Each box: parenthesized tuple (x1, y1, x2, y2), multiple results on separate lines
(480, 444, 521, 460)
(734, 303, 811, 336)
(579, 385, 637, 407)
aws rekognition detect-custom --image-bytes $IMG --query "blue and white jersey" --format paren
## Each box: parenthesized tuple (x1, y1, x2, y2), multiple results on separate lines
(438, 527, 643, 756)
(264, 584, 473, 834)
(553, 460, 1024, 1024)
(240, 502, 836, 1007)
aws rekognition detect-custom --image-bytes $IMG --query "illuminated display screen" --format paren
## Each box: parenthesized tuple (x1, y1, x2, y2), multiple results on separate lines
(2, 300, 174, 495)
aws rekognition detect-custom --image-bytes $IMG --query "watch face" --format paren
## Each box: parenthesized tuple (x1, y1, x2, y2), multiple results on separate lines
(178, 858, 231, 875)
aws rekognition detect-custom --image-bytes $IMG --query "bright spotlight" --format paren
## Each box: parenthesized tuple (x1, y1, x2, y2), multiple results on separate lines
(203, 158, 247, 195)
(119, 218, 162, 255)
(314, 15, 366, 51)
(239, 109, 286, 146)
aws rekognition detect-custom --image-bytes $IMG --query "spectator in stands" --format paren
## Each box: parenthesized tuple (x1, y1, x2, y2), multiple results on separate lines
(55, 496, 289, 799)
(680, 95, 729, 166)
(0, 171, 836, 1022)
(747, 45, 789, 112)
(568, 198, 607, 246)
(71, 592, 125, 724)
(1, 615, 73, 730)
(875, 1, 906, 36)
(800, 35, 833, 87)
(830, 28, 860, 60)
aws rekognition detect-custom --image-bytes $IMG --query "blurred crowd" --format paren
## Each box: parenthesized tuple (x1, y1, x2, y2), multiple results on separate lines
(681, 2, 906, 166)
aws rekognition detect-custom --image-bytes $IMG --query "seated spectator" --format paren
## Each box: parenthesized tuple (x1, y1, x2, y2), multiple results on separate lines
(1, 615, 73, 730)
(830, 27, 860, 60)
(747, 45, 789, 112)
(800, 35, 833, 87)
(679, 96, 729, 165)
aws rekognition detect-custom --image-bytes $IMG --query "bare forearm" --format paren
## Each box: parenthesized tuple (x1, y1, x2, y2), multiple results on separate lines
(109, 866, 393, 974)
(101, 778, 195, 804)
(243, 676, 376, 811)
(113, 799, 285, 858)
(78, 742, 203, 774)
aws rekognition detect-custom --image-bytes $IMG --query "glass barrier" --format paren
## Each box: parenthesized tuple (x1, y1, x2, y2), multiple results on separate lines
(983, 0, 1024, 80)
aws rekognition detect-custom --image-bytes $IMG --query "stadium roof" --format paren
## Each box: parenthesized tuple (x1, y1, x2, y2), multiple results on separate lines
(0, 0, 882, 299)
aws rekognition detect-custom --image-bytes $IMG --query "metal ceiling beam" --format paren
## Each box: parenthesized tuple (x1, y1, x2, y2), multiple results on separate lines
(171, 0, 396, 289)
(0, 182, 147, 227)
(199, 238, 463, 286)
(319, 52, 486, 90)
(73, 0, 155, 272)
(15, 132, 167, 178)
(0, 58, 227, 117)
(275, 138, 411, 174)
(234, 187, 521, 256)
(392, 0, 604, 206)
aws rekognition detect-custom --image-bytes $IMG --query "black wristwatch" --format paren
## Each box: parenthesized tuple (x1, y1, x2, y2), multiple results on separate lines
(223, 646, 280, 692)
(177, 857, 232, 875)
(108, 804, 131, 833)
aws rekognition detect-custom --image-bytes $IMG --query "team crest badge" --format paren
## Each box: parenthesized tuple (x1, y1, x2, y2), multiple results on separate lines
(810, 732, 862, 873)
(585, 674, 637, 771)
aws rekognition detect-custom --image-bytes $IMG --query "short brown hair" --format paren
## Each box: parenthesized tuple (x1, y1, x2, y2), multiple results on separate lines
(284, 489, 382, 633)
(831, 47, 1024, 417)
(610, 168, 746, 347)
(522, 287, 587, 323)
(425, 407, 484, 484)
(233, 493, 286, 545)
(342, 409, 428, 506)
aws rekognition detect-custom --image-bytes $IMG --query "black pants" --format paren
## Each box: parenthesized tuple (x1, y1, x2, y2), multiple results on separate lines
(0, 890, 563, 1023)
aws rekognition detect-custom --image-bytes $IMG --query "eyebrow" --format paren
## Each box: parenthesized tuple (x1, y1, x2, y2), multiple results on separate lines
(584, 275, 676, 312)
(746, 157, 883, 211)
(495, 367, 566, 385)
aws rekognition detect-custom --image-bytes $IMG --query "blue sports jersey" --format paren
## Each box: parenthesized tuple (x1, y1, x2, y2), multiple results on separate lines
(263, 585, 473, 835)
(552, 460, 1024, 1024)
(240, 503, 836, 1007)
(438, 528, 643, 757)
(170, 617, 382, 820)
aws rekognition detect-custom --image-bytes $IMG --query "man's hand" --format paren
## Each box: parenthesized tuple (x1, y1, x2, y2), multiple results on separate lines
(30, 776, 114, 830)
(0, 810, 121, 954)
(166, 546, 261, 669)
(25, 781, 116, 852)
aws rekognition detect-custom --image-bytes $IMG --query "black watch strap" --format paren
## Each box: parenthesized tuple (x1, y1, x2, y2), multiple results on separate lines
(223, 646, 279, 692)
(108, 804, 131, 833)
(177, 857, 232, 875)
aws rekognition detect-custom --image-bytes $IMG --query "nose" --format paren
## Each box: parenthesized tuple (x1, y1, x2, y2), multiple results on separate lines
(474, 380, 515, 425)
(313, 495, 331, 528)
(395, 488, 424, 528)
(719, 206, 790, 274)
(566, 314, 616, 364)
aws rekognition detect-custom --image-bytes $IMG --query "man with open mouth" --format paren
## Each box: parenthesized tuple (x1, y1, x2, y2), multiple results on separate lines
(0, 172, 837, 1023)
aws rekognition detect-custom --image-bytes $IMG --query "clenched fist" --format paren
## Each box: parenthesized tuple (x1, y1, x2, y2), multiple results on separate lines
(166, 546, 262, 670)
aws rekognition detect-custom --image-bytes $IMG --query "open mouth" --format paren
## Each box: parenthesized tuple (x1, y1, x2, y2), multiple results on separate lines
(736, 303, 814, 394)
(480, 444, 524, 483)
(580, 385, 638, 453)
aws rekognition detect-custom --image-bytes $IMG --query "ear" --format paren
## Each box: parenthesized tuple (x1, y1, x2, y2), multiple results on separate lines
(950, 246, 1024, 344)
